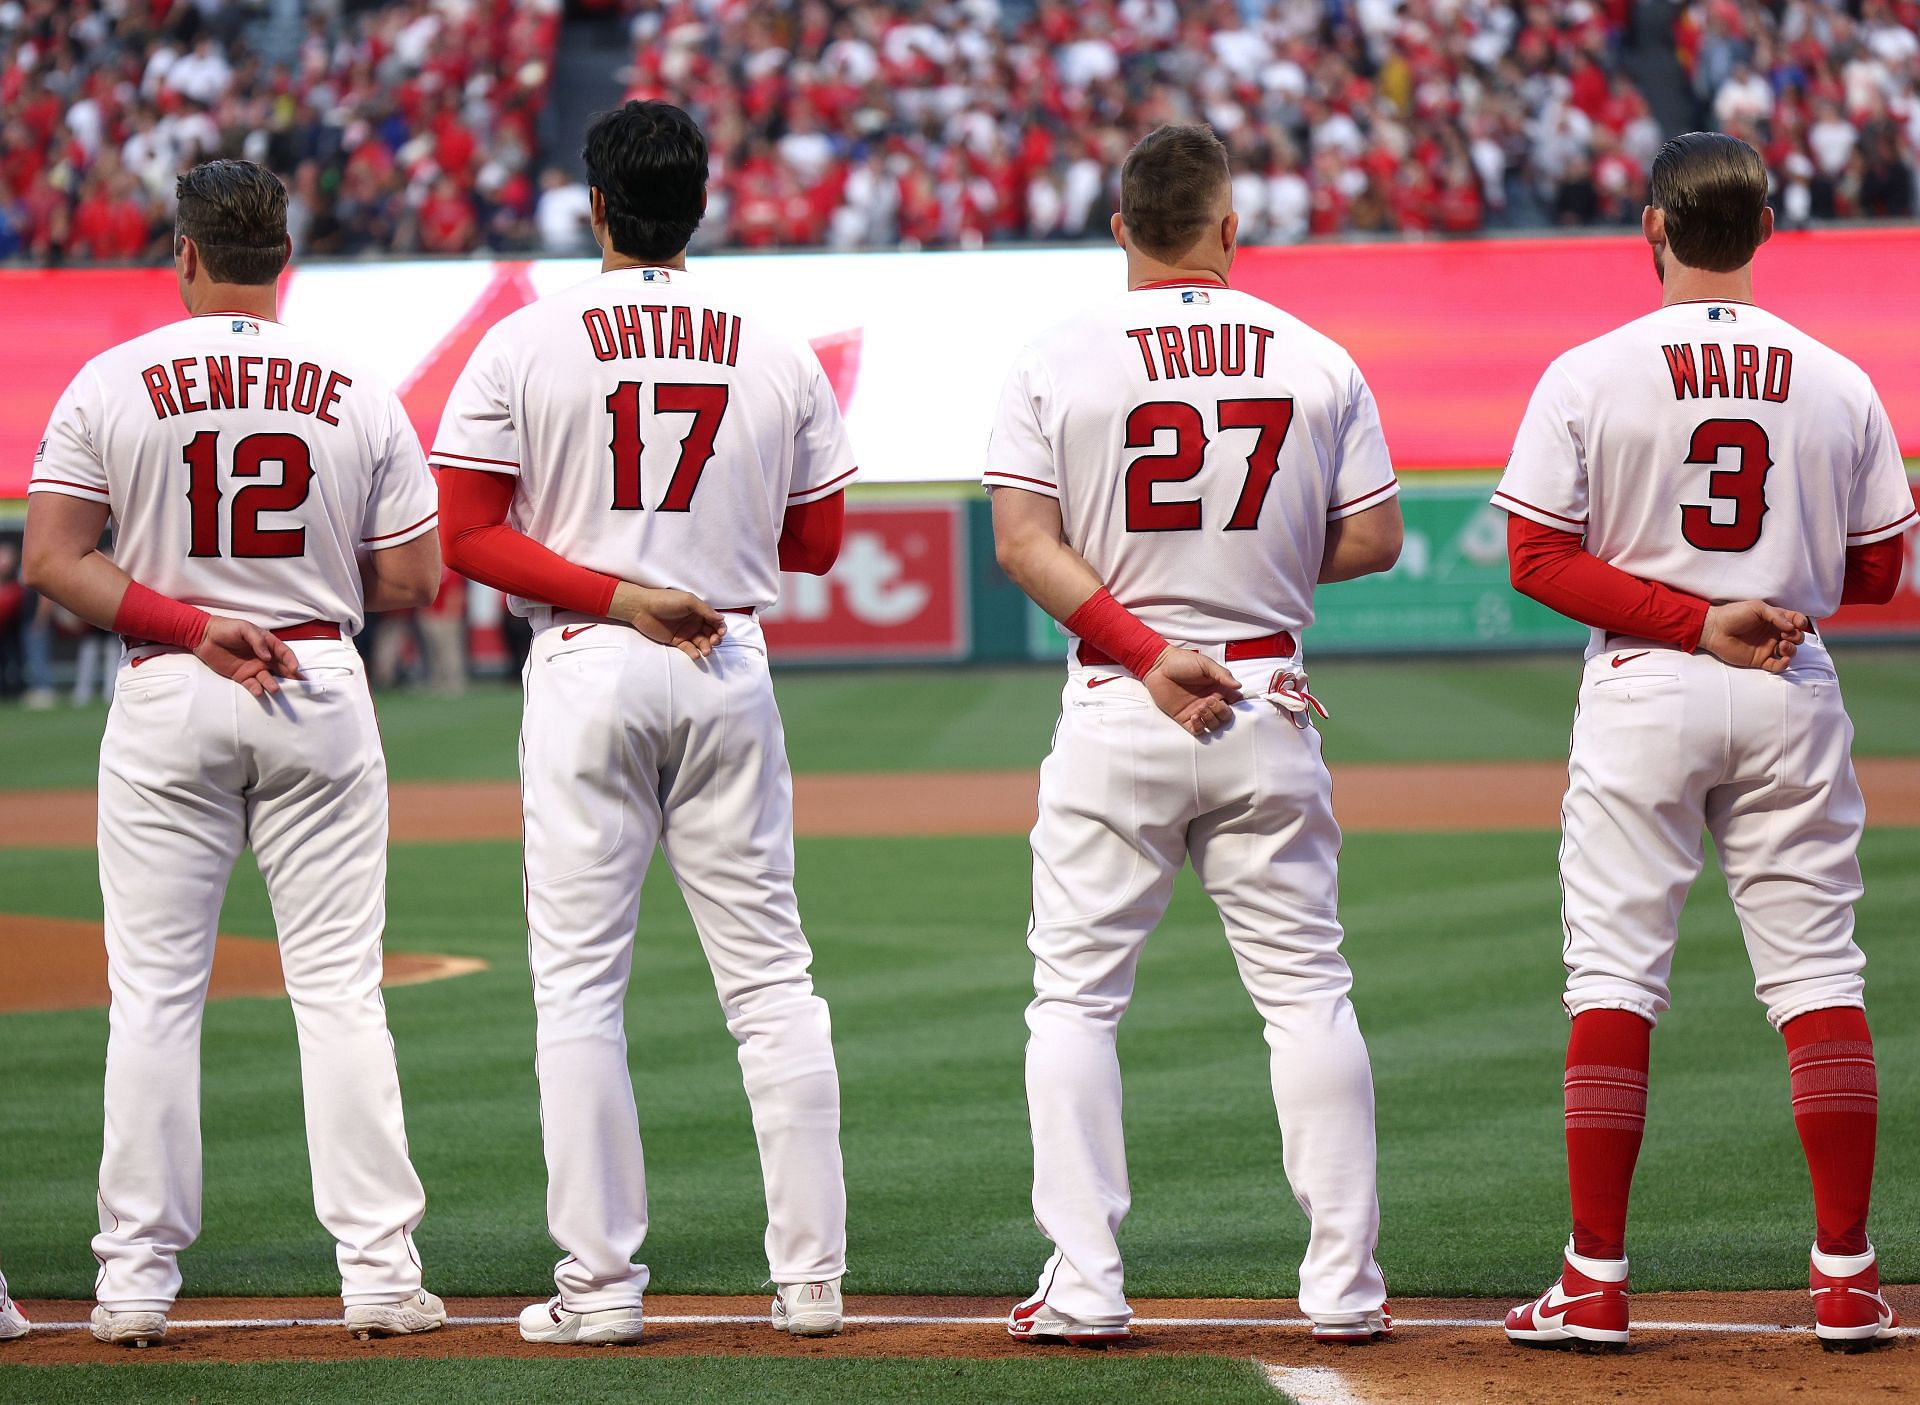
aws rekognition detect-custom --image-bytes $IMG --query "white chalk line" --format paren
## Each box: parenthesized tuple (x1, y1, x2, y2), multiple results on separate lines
(24, 1311, 1915, 1337)
(1263, 1362, 1369, 1405)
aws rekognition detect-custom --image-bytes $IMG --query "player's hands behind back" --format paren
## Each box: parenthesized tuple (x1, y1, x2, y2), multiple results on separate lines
(612, 582, 728, 659)
(1144, 648, 1244, 736)
(194, 617, 303, 697)
(1698, 600, 1811, 673)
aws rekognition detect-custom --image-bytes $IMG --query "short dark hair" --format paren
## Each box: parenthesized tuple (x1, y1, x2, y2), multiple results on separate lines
(175, 160, 289, 285)
(1649, 132, 1769, 273)
(582, 101, 708, 262)
(1120, 125, 1231, 261)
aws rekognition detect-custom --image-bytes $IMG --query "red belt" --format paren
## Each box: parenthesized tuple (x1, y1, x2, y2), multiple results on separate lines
(124, 620, 342, 648)
(1077, 630, 1295, 668)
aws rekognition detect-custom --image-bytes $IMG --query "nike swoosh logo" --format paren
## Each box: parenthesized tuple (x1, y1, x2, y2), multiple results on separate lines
(1538, 1283, 1608, 1321)
(1611, 651, 1651, 668)
(1087, 676, 1121, 689)
(561, 624, 596, 641)
(129, 653, 163, 667)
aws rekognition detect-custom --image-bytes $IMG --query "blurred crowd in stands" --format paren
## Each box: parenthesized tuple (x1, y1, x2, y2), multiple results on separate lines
(0, 0, 1914, 263)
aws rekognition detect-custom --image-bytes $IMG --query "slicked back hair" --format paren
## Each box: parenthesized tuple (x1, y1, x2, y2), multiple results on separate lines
(583, 101, 708, 262)
(1650, 132, 1770, 273)
(1120, 125, 1231, 262)
(175, 160, 289, 285)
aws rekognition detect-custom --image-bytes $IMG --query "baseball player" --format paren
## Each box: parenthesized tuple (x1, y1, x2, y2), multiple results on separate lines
(986, 125, 1404, 1347)
(1497, 133, 1915, 1352)
(21, 160, 447, 1346)
(0, 1269, 26, 1341)
(433, 101, 855, 1345)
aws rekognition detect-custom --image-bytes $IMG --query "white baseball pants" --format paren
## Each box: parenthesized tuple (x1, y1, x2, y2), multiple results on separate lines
(1561, 636, 1868, 1029)
(520, 613, 845, 1309)
(92, 639, 427, 1311)
(1022, 653, 1386, 1329)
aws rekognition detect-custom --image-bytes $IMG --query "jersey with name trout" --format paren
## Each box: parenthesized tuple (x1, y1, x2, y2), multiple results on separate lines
(983, 282, 1399, 645)
(1495, 300, 1917, 628)
(429, 264, 858, 615)
(28, 314, 437, 636)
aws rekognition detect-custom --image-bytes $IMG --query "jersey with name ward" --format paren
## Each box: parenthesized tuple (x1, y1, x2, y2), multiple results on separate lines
(984, 281, 1399, 644)
(429, 264, 856, 615)
(28, 313, 437, 635)
(1495, 300, 1916, 621)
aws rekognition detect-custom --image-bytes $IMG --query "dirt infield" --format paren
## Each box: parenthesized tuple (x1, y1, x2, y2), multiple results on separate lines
(5, 1292, 1912, 1401)
(0, 915, 486, 1014)
(3, 758, 1918, 849)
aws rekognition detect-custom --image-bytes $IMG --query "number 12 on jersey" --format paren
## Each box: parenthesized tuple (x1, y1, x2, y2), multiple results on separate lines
(606, 380, 730, 512)
(1125, 397, 1295, 532)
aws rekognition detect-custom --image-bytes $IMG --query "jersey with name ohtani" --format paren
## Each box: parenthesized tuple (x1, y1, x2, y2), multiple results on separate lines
(1495, 300, 1917, 620)
(983, 281, 1399, 645)
(429, 264, 857, 616)
(28, 313, 437, 635)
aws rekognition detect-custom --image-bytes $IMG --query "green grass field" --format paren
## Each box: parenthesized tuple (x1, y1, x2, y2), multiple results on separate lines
(3, 650, 1917, 1401)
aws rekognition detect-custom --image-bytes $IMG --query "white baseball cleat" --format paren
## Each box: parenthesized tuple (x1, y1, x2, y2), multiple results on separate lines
(1007, 1295, 1131, 1347)
(90, 1305, 168, 1347)
(345, 1289, 447, 1340)
(517, 1296, 646, 1346)
(0, 1274, 28, 1341)
(772, 1279, 843, 1336)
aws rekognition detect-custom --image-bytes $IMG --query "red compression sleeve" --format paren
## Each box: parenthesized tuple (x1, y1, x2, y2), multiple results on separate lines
(1841, 538, 1904, 606)
(438, 468, 619, 616)
(1507, 515, 1710, 650)
(1064, 586, 1168, 677)
(778, 491, 845, 575)
(113, 580, 210, 648)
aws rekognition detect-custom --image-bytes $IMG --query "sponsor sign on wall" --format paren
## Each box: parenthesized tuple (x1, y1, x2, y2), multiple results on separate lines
(762, 502, 968, 662)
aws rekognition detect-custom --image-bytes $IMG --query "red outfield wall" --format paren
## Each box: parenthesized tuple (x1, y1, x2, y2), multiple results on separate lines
(2, 227, 1917, 499)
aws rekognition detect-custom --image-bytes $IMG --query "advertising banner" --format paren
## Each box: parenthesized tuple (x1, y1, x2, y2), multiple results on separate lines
(762, 501, 968, 662)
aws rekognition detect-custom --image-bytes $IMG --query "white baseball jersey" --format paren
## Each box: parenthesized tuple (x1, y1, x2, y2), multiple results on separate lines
(984, 280, 1399, 645)
(429, 264, 858, 614)
(1495, 299, 1916, 628)
(29, 313, 436, 635)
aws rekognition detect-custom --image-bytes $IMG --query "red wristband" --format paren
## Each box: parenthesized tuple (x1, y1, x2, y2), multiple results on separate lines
(1064, 587, 1168, 677)
(113, 581, 211, 649)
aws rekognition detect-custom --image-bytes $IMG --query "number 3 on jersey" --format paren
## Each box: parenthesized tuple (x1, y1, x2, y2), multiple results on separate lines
(1680, 418, 1772, 552)
(1124, 398, 1294, 532)
(606, 380, 729, 512)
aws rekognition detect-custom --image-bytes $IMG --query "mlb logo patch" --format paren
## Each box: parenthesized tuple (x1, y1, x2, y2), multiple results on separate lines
(641, 268, 671, 283)
(1706, 305, 1737, 323)
(1181, 289, 1210, 304)
(231, 318, 261, 335)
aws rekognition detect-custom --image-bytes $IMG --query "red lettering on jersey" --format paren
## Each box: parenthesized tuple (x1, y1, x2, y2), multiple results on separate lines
(206, 355, 235, 410)
(1155, 326, 1190, 378)
(583, 308, 618, 361)
(725, 314, 742, 367)
(238, 355, 262, 409)
(1732, 343, 1760, 399)
(1663, 344, 1699, 399)
(142, 364, 179, 420)
(1125, 328, 1159, 380)
(172, 357, 206, 413)
(1187, 324, 1216, 376)
(668, 305, 694, 360)
(1249, 326, 1273, 378)
(318, 370, 350, 426)
(643, 304, 668, 353)
(290, 362, 322, 415)
(264, 357, 292, 410)
(1220, 324, 1246, 376)
(701, 309, 728, 363)
(1763, 347, 1792, 402)
(613, 304, 644, 358)
(1699, 343, 1728, 397)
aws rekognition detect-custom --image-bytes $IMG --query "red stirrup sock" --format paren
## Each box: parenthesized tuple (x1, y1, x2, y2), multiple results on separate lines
(1783, 1007, 1877, 1257)
(1564, 1009, 1652, 1261)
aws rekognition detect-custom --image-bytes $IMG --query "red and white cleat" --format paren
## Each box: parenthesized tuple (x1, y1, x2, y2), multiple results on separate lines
(1812, 1245, 1901, 1352)
(1007, 1295, 1131, 1348)
(1505, 1240, 1629, 1351)
(1313, 1305, 1392, 1345)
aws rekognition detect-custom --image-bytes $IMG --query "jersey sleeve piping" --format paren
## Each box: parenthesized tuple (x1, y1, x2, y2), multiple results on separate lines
(26, 477, 112, 502)
(363, 511, 439, 547)
(1327, 479, 1399, 519)
(430, 450, 521, 468)
(983, 470, 1061, 498)
(1491, 489, 1586, 531)
(788, 464, 860, 504)
(1848, 507, 1919, 544)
